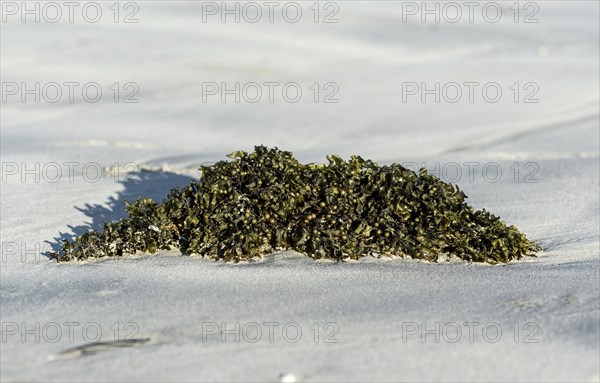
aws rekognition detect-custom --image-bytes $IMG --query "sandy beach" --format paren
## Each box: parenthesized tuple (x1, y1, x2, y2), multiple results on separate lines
(1, 1, 599, 381)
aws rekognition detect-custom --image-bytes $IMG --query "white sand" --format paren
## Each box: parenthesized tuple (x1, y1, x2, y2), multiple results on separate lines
(1, 2, 598, 381)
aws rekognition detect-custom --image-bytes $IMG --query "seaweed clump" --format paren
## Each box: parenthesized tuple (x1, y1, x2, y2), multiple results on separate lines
(50, 146, 540, 263)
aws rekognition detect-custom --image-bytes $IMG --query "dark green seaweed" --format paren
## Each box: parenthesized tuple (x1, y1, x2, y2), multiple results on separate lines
(50, 146, 540, 263)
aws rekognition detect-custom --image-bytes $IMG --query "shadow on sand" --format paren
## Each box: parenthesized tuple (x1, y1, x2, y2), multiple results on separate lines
(45, 171, 194, 258)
